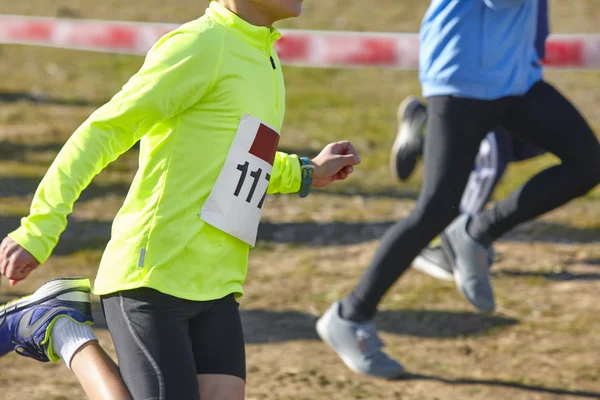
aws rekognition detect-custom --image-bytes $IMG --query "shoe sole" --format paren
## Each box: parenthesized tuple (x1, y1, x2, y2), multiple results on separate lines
(0, 277, 91, 318)
(389, 97, 423, 182)
(412, 255, 454, 282)
(316, 315, 405, 379)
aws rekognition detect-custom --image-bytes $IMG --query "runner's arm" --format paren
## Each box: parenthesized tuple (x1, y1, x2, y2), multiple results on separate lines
(9, 28, 223, 263)
(266, 152, 302, 194)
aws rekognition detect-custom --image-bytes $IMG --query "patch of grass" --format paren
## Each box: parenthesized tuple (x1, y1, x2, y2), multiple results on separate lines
(0, 198, 31, 216)
(0, 161, 49, 178)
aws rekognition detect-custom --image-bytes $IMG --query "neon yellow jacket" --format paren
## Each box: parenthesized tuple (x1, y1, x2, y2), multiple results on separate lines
(9, 2, 301, 301)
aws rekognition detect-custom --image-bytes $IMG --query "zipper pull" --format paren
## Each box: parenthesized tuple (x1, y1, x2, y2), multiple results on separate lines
(270, 56, 276, 70)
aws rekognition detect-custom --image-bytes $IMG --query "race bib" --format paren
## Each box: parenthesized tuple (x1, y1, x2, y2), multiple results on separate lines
(201, 114, 280, 246)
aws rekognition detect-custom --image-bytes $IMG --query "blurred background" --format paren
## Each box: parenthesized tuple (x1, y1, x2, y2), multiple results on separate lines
(0, 1, 598, 399)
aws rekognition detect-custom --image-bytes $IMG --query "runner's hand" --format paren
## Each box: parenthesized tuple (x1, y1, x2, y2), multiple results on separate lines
(0, 237, 40, 286)
(310, 141, 361, 188)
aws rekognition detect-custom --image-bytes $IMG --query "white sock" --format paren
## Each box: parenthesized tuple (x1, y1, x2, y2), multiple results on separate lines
(49, 316, 98, 369)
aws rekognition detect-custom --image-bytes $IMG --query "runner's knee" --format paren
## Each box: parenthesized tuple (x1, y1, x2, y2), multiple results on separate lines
(198, 374, 245, 400)
(565, 143, 600, 196)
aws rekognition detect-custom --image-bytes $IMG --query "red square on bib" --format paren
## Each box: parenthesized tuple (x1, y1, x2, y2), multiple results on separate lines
(249, 124, 280, 166)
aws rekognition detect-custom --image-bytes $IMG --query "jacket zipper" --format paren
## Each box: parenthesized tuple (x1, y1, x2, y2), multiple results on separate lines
(269, 52, 280, 112)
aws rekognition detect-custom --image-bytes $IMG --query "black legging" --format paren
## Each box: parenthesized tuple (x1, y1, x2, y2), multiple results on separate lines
(343, 81, 600, 321)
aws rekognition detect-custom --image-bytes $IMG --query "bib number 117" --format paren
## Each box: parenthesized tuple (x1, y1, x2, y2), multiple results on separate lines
(234, 161, 270, 209)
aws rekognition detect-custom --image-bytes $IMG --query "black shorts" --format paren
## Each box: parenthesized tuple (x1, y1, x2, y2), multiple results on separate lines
(101, 288, 245, 400)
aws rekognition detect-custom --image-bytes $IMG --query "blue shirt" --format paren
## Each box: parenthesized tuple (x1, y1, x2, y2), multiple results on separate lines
(420, 0, 544, 99)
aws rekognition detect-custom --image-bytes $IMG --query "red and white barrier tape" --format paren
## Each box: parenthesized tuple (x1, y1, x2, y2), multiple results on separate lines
(1, 15, 600, 69)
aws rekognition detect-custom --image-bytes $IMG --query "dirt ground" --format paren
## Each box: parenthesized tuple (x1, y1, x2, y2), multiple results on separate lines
(0, 1, 599, 399)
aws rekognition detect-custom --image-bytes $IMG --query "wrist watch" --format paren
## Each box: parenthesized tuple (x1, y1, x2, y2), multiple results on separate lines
(299, 157, 315, 198)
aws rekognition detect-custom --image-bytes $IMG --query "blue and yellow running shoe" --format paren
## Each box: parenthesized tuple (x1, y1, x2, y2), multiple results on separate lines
(0, 277, 93, 362)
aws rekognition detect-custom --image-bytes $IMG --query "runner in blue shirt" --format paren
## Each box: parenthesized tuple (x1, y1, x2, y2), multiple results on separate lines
(318, 0, 600, 378)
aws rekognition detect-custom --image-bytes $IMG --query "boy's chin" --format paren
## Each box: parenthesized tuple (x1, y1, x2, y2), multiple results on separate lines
(281, 7, 302, 20)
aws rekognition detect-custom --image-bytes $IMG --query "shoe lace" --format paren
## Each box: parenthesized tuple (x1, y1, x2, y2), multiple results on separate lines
(14, 343, 48, 362)
(355, 323, 387, 361)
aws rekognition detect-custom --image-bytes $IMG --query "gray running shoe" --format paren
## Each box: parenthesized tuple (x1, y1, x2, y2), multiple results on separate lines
(389, 96, 427, 182)
(316, 302, 404, 379)
(441, 215, 495, 313)
(413, 245, 454, 281)
(413, 243, 497, 282)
